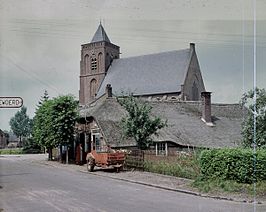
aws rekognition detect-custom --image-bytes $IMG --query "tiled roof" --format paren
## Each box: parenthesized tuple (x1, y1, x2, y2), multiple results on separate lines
(97, 49, 191, 97)
(91, 24, 111, 43)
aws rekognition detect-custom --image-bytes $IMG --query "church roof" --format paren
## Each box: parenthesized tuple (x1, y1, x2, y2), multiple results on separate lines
(91, 23, 111, 43)
(97, 49, 191, 97)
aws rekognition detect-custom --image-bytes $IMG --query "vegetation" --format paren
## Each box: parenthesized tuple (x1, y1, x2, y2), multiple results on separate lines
(118, 95, 167, 149)
(193, 178, 266, 197)
(199, 148, 266, 183)
(33, 95, 78, 160)
(9, 106, 33, 146)
(22, 138, 43, 154)
(144, 152, 200, 179)
(241, 88, 266, 148)
(0, 148, 23, 155)
(37, 90, 49, 107)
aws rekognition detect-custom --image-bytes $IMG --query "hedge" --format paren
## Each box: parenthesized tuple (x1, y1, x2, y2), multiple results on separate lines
(199, 148, 266, 183)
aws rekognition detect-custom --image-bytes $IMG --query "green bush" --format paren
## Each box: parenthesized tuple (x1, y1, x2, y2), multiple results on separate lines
(22, 138, 43, 154)
(199, 148, 266, 183)
(0, 148, 23, 155)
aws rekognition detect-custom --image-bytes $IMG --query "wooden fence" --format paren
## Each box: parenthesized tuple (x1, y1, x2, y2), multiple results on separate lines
(124, 150, 144, 170)
(124, 149, 195, 171)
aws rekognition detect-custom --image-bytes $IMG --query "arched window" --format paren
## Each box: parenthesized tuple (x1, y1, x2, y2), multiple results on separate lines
(98, 52, 103, 71)
(91, 54, 97, 72)
(90, 79, 97, 98)
(84, 54, 90, 74)
(192, 81, 199, 101)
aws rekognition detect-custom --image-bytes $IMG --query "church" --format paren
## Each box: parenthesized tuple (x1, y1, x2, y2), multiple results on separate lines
(76, 24, 244, 157)
(79, 23, 205, 105)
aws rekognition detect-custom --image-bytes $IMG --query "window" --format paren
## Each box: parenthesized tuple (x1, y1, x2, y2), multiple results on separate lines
(95, 134, 101, 152)
(91, 56, 97, 71)
(98, 52, 103, 70)
(84, 54, 90, 74)
(90, 79, 97, 98)
(192, 81, 199, 101)
(156, 142, 166, 156)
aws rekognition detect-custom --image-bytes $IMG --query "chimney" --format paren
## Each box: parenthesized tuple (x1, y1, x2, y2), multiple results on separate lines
(190, 43, 195, 51)
(105, 84, 112, 98)
(201, 92, 213, 125)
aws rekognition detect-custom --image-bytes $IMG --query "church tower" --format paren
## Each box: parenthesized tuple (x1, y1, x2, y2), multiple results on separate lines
(79, 23, 120, 105)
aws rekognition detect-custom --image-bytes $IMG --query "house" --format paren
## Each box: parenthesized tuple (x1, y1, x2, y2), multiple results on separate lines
(78, 87, 245, 155)
(0, 129, 8, 149)
(77, 24, 245, 155)
(7, 132, 19, 148)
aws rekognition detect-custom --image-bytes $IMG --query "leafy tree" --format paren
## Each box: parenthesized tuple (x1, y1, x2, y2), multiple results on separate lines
(118, 95, 167, 150)
(9, 106, 33, 146)
(33, 95, 78, 160)
(32, 91, 50, 156)
(241, 88, 266, 148)
(33, 99, 55, 159)
(51, 95, 78, 148)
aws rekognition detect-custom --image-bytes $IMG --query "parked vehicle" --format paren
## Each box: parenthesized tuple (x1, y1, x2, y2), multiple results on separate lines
(86, 146, 125, 172)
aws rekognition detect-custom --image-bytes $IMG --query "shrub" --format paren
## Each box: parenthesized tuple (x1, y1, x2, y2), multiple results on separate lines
(0, 148, 23, 155)
(22, 138, 43, 154)
(199, 148, 266, 183)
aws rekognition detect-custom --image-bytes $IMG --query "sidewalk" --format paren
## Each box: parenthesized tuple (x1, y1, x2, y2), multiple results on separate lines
(34, 157, 265, 205)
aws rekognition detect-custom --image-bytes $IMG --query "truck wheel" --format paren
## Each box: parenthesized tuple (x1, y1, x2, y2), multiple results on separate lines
(87, 161, 94, 172)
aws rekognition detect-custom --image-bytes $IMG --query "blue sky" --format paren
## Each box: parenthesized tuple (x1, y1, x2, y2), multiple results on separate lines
(0, 0, 266, 130)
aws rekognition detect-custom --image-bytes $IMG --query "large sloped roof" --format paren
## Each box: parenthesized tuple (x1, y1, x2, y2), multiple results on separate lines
(150, 101, 244, 148)
(97, 49, 191, 97)
(80, 97, 245, 149)
(91, 24, 111, 43)
(79, 97, 135, 147)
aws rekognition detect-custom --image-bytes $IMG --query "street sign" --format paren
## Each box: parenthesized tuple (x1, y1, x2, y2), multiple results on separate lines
(0, 97, 23, 108)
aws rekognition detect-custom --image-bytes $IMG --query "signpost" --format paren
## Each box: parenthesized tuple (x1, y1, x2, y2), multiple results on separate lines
(0, 97, 23, 108)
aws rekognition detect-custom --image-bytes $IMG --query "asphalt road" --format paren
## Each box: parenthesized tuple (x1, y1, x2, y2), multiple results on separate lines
(0, 154, 265, 212)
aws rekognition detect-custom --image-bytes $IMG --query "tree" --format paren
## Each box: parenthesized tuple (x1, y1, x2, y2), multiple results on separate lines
(118, 95, 167, 150)
(33, 99, 54, 159)
(9, 106, 32, 146)
(32, 91, 50, 155)
(33, 95, 78, 160)
(37, 90, 49, 108)
(241, 88, 266, 148)
(51, 95, 78, 147)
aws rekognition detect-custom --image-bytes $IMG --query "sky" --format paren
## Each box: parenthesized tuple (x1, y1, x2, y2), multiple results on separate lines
(0, 0, 266, 131)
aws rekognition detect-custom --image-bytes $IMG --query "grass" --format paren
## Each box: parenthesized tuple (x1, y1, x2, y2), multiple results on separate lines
(142, 150, 266, 199)
(144, 151, 200, 179)
(0, 148, 23, 155)
(192, 177, 266, 198)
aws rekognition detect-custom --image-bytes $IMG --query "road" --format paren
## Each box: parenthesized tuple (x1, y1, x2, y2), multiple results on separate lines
(0, 154, 265, 212)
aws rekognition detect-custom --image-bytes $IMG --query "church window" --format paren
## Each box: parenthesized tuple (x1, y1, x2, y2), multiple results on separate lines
(90, 79, 97, 98)
(98, 52, 103, 71)
(192, 81, 199, 101)
(91, 54, 97, 71)
(84, 54, 90, 74)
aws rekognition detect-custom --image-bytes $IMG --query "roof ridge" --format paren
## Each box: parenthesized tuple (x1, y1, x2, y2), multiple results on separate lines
(117, 48, 190, 60)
